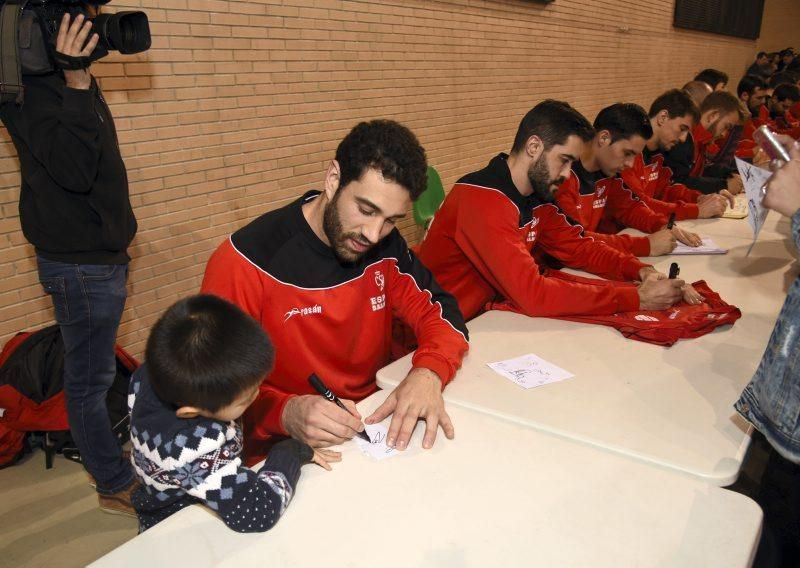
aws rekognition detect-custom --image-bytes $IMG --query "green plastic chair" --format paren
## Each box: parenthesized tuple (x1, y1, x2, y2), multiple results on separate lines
(413, 165, 445, 229)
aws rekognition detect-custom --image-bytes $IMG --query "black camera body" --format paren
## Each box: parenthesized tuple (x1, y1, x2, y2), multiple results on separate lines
(0, 0, 150, 102)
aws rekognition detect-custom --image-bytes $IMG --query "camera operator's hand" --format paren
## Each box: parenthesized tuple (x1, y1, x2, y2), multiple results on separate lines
(763, 140, 800, 218)
(56, 13, 99, 90)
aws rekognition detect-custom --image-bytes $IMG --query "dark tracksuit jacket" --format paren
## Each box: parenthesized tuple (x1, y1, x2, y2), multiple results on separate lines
(663, 123, 728, 195)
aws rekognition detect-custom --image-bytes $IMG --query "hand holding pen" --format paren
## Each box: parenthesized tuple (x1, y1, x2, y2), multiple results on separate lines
(670, 262, 705, 305)
(280, 375, 370, 446)
(309, 374, 371, 442)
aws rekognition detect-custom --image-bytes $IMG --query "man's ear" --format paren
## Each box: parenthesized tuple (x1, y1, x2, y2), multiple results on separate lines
(597, 130, 612, 148)
(741, 92, 750, 103)
(656, 109, 669, 127)
(703, 109, 720, 127)
(526, 135, 545, 162)
(175, 406, 202, 419)
(323, 160, 341, 201)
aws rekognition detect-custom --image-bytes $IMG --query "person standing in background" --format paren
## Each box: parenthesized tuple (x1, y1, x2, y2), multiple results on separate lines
(0, 10, 138, 514)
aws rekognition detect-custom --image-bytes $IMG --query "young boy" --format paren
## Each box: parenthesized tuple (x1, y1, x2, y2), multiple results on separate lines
(128, 294, 339, 533)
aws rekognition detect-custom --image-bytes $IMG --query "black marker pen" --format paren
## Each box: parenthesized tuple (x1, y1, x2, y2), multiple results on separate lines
(666, 213, 676, 230)
(668, 262, 680, 279)
(308, 374, 371, 442)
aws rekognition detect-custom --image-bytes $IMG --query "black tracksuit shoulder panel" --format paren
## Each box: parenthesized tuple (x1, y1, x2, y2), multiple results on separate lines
(456, 153, 548, 228)
(571, 160, 605, 196)
(231, 191, 410, 289)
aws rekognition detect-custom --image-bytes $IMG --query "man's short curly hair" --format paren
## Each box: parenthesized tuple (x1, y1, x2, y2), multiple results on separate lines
(335, 119, 428, 201)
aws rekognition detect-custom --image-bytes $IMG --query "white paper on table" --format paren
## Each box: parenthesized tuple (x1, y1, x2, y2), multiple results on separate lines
(722, 195, 748, 219)
(356, 423, 398, 461)
(736, 158, 771, 254)
(487, 353, 574, 390)
(671, 237, 728, 255)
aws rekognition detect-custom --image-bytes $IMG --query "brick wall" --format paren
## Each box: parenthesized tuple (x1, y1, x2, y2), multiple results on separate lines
(0, 0, 778, 356)
(758, 0, 800, 54)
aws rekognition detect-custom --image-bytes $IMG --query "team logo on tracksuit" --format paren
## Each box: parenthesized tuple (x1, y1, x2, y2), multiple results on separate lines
(527, 217, 540, 242)
(371, 270, 386, 311)
(284, 304, 323, 322)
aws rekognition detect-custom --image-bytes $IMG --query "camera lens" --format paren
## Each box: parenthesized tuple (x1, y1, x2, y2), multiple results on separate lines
(93, 12, 151, 54)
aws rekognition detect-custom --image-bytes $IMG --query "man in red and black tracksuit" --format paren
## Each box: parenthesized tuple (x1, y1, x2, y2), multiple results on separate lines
(663, 91, 744, 199)
(626, 90, 739, 219)
(202, 120, 468, 465)
(706, 75, 770, 165)
(767, 83, 800, 134)
(417, 100, 689, 322)
(555, 103, 701, 257)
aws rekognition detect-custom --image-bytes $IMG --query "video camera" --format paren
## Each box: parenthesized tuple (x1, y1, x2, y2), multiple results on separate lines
(0, 0, 150, 103)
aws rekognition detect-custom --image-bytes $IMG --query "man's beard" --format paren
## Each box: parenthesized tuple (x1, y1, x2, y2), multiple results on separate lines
(707, 117, 724, 138)
(527, 154, 565, 202)
(322, 191, 374, 263)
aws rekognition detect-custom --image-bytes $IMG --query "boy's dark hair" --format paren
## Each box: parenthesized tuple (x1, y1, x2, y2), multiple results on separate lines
(593, 103, 653, 143)
(648, 89, 700, 122)
(511, 99, 594, 154)
(772, 83, 800, 103)
(146, 295, 274, 412)
(694, 68, 729, 88)
(769, 72, 797, 88)
(335, 119, 428, 201)
(757, 51, 767, 59)
(700, 90, 745, 119)
(737, 75, 768, 98)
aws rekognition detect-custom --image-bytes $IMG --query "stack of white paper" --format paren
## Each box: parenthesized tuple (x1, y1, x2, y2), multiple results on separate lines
(672, 238, 727, 255)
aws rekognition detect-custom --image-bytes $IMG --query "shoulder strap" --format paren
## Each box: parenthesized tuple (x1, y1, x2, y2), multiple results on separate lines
(0, 0, 27, 105)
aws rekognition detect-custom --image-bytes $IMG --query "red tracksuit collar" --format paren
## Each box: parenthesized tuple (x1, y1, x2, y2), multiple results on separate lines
(692, 122, 713, 148)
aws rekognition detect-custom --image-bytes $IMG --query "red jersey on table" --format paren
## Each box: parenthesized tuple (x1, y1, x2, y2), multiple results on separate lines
(490, 271, 741, 347)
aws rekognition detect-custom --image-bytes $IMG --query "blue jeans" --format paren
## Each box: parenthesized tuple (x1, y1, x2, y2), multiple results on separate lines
(36, 255, 133, 494)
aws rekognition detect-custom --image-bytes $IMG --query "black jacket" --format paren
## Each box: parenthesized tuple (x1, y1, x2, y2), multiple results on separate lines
(0, 73, 136, 264)
(661, 135, 727, 195)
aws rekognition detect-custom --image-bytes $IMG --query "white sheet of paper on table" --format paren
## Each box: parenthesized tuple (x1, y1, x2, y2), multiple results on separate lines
(487, 353, 574, 389)
(671, 238, 728, 255)
(356, 423, 398, 461)
(735, 158, 771, 250)
(722, 195, 748, 219)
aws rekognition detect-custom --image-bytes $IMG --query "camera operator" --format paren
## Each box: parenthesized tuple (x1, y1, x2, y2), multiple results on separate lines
(735, 136, 800, 564)
(0, 8, 137, 515)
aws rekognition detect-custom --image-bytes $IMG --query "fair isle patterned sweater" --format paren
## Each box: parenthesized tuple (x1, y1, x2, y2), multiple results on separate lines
(128, 365, 313, 533)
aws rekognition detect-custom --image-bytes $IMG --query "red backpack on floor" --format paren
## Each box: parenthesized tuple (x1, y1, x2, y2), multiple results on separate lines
(0, 325, 138, 468)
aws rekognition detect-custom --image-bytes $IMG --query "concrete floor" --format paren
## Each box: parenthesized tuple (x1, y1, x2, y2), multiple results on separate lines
(0, 449, 137, 568)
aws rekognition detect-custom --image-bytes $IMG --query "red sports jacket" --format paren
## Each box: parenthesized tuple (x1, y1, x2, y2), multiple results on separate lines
(491, 271, 741, 347)
(688, 122, 717, 177)
(202, 192, 469, 464)
(620, 150, 701, 220)
(555, 160, 667, 256)
(416, 154, 647, 321)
